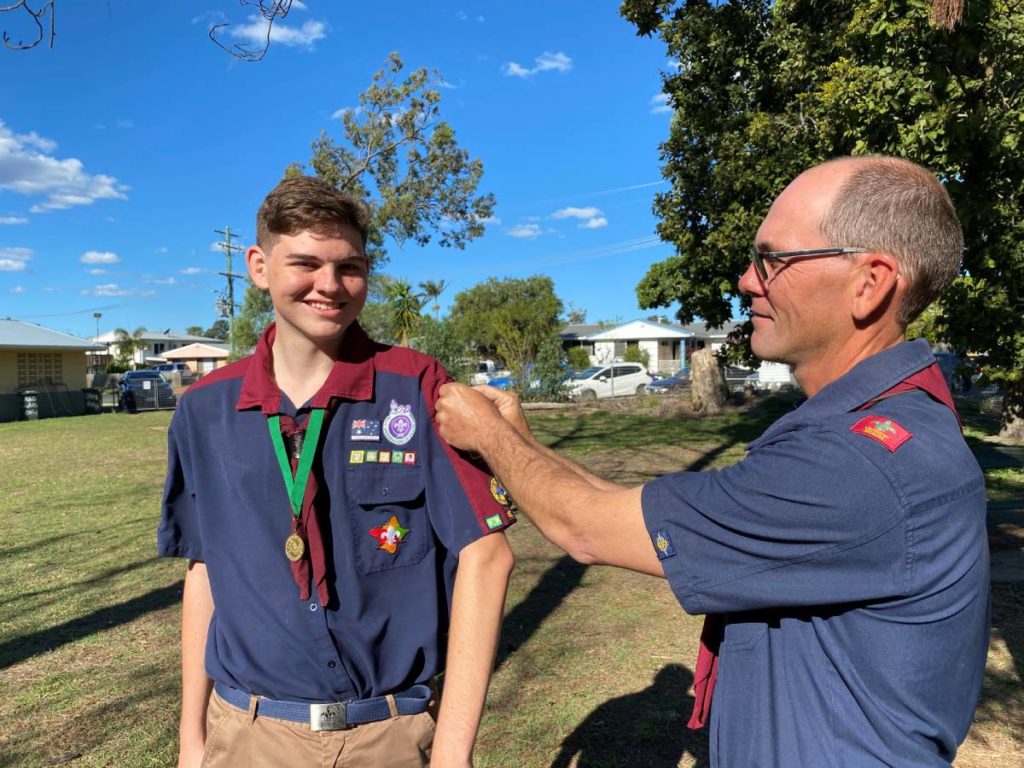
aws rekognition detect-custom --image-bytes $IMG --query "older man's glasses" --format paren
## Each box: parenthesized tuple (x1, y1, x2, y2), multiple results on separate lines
(750, 247, 866, 283)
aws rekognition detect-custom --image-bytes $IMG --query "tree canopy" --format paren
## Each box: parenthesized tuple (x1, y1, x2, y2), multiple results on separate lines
(622, 0, 1024, 428)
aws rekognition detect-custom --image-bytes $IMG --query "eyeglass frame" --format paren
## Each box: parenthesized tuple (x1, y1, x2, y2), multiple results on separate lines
(750, 247, 867, 283)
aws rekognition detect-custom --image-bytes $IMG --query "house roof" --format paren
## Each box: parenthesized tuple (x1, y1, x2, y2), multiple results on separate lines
(93, 329, 225, 344)
(559, 323, 605, 340)
(163, 342, 230, 360)
(0, 319, 106, 351)
(574, 319, 743, 342)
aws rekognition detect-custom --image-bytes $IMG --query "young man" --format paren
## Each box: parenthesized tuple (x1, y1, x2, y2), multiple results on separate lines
(159, 176, 515, 768)
(436, 156, 989, 767)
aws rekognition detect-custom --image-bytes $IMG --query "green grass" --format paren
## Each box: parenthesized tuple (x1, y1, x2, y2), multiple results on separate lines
(0, 398, 1020, 767)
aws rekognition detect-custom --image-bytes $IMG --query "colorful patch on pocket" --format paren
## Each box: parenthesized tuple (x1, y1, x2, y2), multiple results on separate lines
(350, 450, 365, 464)
(369, 515, 409, 554)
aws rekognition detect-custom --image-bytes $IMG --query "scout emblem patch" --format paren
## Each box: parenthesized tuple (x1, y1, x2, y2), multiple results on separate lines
(651, 529, 677, 560)
(489, 477, 511, 506)
(370, 515, 409, 554)
(383, 400, 416, 445)
(485, 514, 504, 530)
(350, 418, 381, 442)
(850, 414, 913, 453)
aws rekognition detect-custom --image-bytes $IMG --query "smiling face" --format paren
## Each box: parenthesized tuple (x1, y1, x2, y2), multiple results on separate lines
(247, 226, 369, 355)
(738, 162, 859, 374)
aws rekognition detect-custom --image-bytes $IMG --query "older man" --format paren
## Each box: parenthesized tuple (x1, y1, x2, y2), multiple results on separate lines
(436, 156, 989, 767)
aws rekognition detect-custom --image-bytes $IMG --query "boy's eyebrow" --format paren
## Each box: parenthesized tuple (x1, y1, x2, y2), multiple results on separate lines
(282, 252, 367, 262)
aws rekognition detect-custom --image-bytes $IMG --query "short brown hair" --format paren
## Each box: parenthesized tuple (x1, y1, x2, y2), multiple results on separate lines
(819, 156, 963, 325)
(256, 175, 371, 251)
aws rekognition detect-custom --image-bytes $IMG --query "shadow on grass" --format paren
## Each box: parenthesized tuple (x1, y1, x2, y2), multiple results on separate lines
(497, 555, 588, 667)
(550, 664, 708, 768)
(0, 580, 183, 670)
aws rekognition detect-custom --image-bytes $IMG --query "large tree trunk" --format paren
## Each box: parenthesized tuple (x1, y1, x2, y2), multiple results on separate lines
(1000, 385, 1024, 440)
(690, 348, 727, 415)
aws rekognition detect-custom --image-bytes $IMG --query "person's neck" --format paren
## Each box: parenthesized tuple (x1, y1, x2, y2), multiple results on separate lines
(271, 326, 344, 408)
(795, 326, 906, 397)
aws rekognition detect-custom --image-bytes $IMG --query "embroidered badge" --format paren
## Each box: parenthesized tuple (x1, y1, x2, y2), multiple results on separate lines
(850, 414, 913, 453)
(365, 450, 379, 462)
(485, 514, 504, 530)
(651, 529, 677, 560)
(391, 450, 404, 464)
(489, 477, 511, 506)
(350, 450, 365, 464)
(383, 400, 416, 446)
(378, 451, 392, 464)
(369, 515, 409, 554)
(403, 451, 416, 464)
(350, 419, 381, 442)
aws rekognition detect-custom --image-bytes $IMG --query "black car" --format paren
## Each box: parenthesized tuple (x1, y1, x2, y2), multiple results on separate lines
(119, 370, 177, 411)
(647, 369, 691, 394)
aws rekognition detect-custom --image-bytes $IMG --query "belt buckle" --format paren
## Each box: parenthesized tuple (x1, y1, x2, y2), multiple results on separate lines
(310, 701, 349, 731)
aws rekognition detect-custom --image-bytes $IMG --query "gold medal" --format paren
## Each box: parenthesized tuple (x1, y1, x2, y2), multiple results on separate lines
(284, 533, 305, 561)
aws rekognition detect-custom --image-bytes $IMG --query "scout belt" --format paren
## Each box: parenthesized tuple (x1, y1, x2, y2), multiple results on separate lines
(214, 681, 433, 731)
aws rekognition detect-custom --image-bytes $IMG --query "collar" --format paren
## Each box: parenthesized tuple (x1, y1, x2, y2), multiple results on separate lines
(753, 339, 936, 445)
(236, 321, 377, 413)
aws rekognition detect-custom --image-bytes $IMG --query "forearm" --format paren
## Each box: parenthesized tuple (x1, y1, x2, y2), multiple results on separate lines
(179, 560, 214, 767)
(479, 421, 660, 575)
(432, 533, 514, 766)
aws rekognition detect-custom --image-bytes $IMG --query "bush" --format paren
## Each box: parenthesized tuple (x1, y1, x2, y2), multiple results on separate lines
(623, 344, 650, 368)
(567, 346, 591, 372)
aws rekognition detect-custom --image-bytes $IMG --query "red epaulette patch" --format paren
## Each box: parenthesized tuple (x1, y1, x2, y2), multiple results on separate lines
(850, 414, 913, 453)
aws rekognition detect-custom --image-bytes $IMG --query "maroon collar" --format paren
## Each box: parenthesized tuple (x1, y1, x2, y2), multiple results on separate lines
(236, 322, 377, 413)
(857, 361, 961, 428)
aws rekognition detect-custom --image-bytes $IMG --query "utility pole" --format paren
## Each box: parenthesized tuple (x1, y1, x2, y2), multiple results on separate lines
(214, 226, 246, 357)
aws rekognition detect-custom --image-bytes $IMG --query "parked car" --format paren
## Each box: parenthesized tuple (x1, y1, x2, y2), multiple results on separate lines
(120, 370, 177, 411)
(723, 365, 756, 392)
(469, 360, 501, 386)
(647, 368, 691, 394)
(151, 362, 191, 375)
(567, 363, 652, 401)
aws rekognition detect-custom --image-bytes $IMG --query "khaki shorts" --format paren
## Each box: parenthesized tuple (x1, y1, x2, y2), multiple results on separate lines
(201, 689, 436, 768)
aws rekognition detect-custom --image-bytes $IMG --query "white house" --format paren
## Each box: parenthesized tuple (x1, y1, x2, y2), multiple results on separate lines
(162, 342, 231, 374)
(91, 329, 226, 369)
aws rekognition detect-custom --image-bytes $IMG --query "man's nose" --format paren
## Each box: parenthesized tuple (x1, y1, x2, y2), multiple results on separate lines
(738, 260, 764, 296)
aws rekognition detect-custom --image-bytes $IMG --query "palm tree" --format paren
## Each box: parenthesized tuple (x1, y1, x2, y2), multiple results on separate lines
(113, 327, 148, 369)
(418, 279, 449, 319)
(387, 280, 425, 347)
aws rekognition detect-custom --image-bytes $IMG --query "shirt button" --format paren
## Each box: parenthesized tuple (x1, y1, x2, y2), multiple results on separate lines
(327, 661, 336, 669)
(309, 603, 318, 612)
(381, 487, 389, 496)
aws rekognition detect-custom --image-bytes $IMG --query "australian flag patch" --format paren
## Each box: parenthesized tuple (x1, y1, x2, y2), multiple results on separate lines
(351, 419, 381, 442)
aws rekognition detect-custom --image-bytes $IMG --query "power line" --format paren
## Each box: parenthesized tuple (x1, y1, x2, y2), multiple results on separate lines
(213, 226, 246, 357)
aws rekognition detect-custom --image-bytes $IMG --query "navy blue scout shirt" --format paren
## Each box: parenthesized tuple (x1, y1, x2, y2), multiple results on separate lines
(642, 340, 989, 767)
(158, 322, 514, 703)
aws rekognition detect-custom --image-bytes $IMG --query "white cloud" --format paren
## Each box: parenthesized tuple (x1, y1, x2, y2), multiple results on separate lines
(0, 216, 27, 224)
(479, 215, 501, 226)
(179, 266, 206, 275)
(552, 206, 602, 220)
(10, 285, 25, 294)
(229, 13, 326, 49)
(456, 10, 468, 20)
(650, 93, 672, 115)
(331, 105, 363, 120)
(81, 250, 120, 264)
(145, 277, 177, 286)
(116, 119, 135, 129)
(86, 268, 107, 275)
(0, 246, 33, 271)
(507, 223, 543, 239)
(503, 51, 572, 78)
(82, 283, 132, 297)
(0, 120, 128, 213)
(155, 246, 169, 254)
(579, 217, 608, 229)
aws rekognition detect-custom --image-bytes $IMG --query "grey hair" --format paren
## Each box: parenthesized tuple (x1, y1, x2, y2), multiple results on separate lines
(819, 156, 963, 326)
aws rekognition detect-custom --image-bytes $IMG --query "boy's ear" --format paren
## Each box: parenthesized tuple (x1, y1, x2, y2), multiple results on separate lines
(246, 245, 270, 290)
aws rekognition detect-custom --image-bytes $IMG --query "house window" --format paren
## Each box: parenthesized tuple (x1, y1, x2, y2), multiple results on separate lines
(17, 353, 64, 390)
(614, 341, 627, 357)
(154, 342, 166, 354)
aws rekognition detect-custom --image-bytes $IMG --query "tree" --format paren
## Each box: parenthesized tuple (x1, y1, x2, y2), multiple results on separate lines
(567, 346, 592, 372)
(185, 326, 205, 337)
(112, 326, 147, 370)
(449, 276, 564, 391)
(419, 279, 449, 318)
(1, 1, 292, 59)
(204, 319, 230, 341)
(386, 278, 425, 347)
(623, 343, 651, 370)
(231, 281, 273, 358)
(411, 316, 472, 383)
(622, 0, 1024, 435)
(290, 52, 495, 266)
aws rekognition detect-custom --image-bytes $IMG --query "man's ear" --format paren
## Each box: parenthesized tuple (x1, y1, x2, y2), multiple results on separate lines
(246, 245, 270, 290)
(851, 251, 901, 323)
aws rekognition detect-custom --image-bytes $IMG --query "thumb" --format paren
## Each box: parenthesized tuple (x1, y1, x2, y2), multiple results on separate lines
(472, 384, 505, 403)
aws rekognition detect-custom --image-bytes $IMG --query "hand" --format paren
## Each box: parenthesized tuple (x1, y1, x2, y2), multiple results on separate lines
(471, 385, 530, 438)
(436, 383, 513, 455)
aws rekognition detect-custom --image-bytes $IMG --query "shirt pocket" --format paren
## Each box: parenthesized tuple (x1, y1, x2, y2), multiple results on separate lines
(346, 467, 431, 575)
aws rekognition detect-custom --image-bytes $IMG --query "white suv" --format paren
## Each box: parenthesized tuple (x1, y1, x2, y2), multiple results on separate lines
(568, 363, 651, 400)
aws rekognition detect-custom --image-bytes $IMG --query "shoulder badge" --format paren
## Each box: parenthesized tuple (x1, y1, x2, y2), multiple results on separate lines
(850, 414, 913, 453)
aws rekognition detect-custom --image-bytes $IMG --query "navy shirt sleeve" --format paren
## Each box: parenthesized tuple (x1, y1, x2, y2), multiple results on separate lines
(157, 403, 203, 560)
(642, 423, 911, 615)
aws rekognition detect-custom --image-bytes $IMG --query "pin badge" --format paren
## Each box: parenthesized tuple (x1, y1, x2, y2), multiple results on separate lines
(383, 400, 416, 445)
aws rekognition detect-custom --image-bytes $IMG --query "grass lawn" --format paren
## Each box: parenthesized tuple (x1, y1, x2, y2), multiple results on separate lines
(0, 395, 1021, 767)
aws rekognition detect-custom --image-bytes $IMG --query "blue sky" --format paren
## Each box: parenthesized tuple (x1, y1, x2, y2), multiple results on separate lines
(0, 1, 683, 339)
